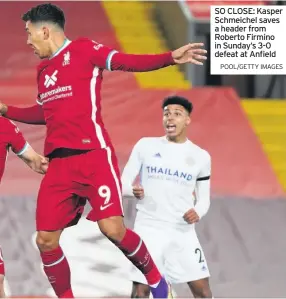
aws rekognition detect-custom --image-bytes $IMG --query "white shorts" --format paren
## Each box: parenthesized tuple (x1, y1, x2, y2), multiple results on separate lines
(130, 221, 210, 284)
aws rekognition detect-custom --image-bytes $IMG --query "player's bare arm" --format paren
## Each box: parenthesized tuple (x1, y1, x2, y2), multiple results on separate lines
(19, 145, 48, 174)
(0, 117, 48, 175)
(6, 118, 49, 174)
(171, 43, 207, 65)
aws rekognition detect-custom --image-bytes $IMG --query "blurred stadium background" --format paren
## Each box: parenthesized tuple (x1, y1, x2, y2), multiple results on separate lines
(0, 0, 286, 297)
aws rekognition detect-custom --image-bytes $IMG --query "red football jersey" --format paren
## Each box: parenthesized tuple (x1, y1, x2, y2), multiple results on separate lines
(36, 38, 117, 156)
(0, 117, 27, 182)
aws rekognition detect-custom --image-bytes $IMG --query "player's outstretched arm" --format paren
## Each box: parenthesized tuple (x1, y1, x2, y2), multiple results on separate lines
(0, 102, 46, 125)
(121, 139, 144, 198)
(109, 43, 207, 72)
(88, 40, 206, 72)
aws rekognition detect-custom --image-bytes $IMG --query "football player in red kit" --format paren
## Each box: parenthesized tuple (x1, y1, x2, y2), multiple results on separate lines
(0, 3, 207, 298)
(0, 116, 48, 297)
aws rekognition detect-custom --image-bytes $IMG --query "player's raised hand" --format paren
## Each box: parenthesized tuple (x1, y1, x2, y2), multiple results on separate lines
(132, 184, 144, 199)
(172, 43, 207, 65)
(183, 208, 200, 224)
(0, 101, 8, 115)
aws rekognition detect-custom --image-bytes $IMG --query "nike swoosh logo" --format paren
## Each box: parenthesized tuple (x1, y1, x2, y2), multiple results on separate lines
(100, 203, 114, 211)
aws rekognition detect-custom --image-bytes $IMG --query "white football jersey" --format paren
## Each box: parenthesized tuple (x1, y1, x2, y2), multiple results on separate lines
(121, 136, 211, 226)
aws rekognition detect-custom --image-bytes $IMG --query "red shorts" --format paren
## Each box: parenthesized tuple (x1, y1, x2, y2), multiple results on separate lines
(36, 147, 124, 231)
(0, 247, 4, 275)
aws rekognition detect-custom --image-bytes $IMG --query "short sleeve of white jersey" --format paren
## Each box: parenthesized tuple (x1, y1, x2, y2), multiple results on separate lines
(194, 151, 211, 219)
(121, 138, 145, 197)
(197, 151, 211, 180)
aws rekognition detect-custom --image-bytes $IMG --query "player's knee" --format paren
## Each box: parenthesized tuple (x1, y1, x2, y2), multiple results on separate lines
(36, 231, 61, 252)
(98, 216, 126, 242)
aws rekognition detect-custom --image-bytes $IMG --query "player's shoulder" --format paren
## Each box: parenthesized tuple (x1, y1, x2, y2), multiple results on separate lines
(187, 140, 211, 161)
(69, 37, 105, 56)
(71, 37, 111, 52)
(71, 37, 97, 49)
(0, 117, 14, 132)
(72, 37, 92, 45)
(0, 116, 10, 126)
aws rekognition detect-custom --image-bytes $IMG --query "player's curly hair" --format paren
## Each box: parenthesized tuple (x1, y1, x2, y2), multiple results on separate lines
(22, 3, 65, 30)
(162, 96, 193, 114)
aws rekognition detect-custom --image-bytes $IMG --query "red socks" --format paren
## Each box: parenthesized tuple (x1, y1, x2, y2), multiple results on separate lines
(117, 228, 161, 285)
(40, 246, 73, 298)
(39, 231, 162, 296)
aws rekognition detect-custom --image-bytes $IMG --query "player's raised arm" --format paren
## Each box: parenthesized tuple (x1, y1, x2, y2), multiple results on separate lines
(194, 153, 211, 219)
(0, 102, 46, 125)
(121, 139, 145, 198)
(87, 39, 207, 72)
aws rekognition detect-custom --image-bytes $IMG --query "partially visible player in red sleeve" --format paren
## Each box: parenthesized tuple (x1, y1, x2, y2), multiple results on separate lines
(0, 117, 48, 181)
(0, 3, 207, 298)
(0, 117, 48, 298)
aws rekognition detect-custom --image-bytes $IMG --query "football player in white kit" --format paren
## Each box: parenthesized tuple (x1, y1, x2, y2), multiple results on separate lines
(121, 96, 212, 298)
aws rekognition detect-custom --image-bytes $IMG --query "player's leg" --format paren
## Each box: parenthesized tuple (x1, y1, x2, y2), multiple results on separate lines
(84, 147, 168, 298)
(187, 278, 212, 298)
(0, 248, 5, 298)
(128, 224, 167, 298)
(36, 158, 86, 298)
(165, 229, 212, 298)
(0, 276, 4, 298)
(97, 216, 167, 298)
(35, 230, 74, 299)
(131, 282, 150, 298)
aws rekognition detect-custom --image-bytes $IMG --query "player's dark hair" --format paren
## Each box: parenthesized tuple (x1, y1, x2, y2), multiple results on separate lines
(162, 96, 193, 114)
(22, 3, 65, 30)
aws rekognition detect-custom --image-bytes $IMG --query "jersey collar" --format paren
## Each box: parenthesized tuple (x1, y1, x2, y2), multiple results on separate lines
(163, 136, 189, 144)
(49, 38, 71, 60)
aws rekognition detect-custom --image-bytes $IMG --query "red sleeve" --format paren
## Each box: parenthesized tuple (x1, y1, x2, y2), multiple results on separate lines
(110, 52, 175, 72)
(4, 119, 28, 154)
(5, 105, 46, 125)
(0, 119, 28, 182)
(83, 39, 175, 72)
